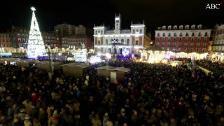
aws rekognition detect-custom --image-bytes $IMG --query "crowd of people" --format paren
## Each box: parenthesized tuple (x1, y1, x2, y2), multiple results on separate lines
(0, 59, 223, 126)
(196, 60, 224, 77)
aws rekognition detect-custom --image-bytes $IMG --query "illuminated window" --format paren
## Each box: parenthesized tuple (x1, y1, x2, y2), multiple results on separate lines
(121, 39, 124, 44)
(140, 29, 142, 33)
(127, 39, 130, 45)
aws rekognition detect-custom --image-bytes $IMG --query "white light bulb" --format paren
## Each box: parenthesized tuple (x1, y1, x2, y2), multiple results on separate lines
(31, 6, 36, 11)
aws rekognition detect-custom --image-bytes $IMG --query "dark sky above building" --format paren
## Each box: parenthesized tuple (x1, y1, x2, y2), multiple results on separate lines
(0, 0, 223, 32)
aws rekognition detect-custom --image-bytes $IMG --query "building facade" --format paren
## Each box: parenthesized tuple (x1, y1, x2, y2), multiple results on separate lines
(144, 34, 153, 49)
(10, 27, 61, 49)
(54, 24, 76, 37)
(10, 27, 29, 48)
(54, 24, 86, 36)
(55, 24, 93, 49)
(0, 33, 11, 47)
(93, 15, 145, 54)
(155, 25, 211, 52)
(75, 25, 86, 35)
(61, 35, 92, 49)
(42, 32, 61, 48)
(212, 24, 224, 52)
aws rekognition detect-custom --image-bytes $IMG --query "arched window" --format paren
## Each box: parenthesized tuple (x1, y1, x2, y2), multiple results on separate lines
(192, 33, 195, 37)
(121, 39, 124, 44)
(168, 33, 171, 37)
(173, 25, 177, 29)
(157, 33, 160, 37)
(140, 29, 143, 34)
(133, 29, 135, 34)
(127, 39, 130, 45)
(205, 32, 208, 37)
(163, 33, 166, 37)
(174, 33, 177, 37)
(186, 33, 189, 37)
(179, 33, 182, 37)
(198, 32, 201, 37)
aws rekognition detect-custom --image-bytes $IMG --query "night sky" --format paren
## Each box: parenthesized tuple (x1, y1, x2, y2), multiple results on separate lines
(0, 0, 223, 32)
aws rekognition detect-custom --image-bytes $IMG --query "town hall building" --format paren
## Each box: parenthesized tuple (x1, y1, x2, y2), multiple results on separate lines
(93, 15, 145, 55)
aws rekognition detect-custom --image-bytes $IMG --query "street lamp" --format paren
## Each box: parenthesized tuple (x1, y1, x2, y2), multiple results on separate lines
(46, 45, 54, 80)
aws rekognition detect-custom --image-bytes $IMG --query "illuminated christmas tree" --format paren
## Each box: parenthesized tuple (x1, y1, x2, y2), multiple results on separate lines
(27, 6, 46, 59)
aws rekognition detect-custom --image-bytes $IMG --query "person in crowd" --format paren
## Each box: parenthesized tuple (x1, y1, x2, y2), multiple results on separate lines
(0, 59, 223, 126)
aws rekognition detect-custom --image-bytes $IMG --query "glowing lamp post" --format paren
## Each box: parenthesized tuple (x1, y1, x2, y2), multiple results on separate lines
(46, 45, 54, 80)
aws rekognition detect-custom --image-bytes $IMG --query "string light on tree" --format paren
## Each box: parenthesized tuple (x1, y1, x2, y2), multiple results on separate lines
(27, 6, 47, 59)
